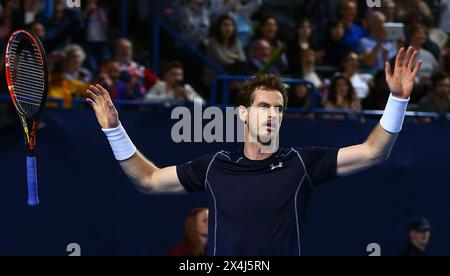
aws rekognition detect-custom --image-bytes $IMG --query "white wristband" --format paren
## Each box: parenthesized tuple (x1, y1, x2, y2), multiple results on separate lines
(380, 94, 409, 134)
(102, 123, 137, 161)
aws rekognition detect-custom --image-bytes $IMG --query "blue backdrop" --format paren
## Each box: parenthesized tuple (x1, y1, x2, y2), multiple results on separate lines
(0, 108, 449, 256)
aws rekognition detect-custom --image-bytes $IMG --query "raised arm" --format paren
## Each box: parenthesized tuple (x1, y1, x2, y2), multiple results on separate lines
(86, 84, 185, 194)
(337, 46, 422, 176)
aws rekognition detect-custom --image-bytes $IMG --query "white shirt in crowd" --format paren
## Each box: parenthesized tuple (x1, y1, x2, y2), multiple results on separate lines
(145, 81, 205, 106)
(350, 73, 373, 99)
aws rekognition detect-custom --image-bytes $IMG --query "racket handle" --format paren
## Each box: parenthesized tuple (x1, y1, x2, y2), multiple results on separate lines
(27, 156, 39, 206)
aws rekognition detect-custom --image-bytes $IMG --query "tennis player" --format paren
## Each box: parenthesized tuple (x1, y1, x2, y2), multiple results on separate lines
(87, 47, 422, 256)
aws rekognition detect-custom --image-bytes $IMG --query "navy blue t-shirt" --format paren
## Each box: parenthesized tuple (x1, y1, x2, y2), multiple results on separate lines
(176, 147, 339, 256)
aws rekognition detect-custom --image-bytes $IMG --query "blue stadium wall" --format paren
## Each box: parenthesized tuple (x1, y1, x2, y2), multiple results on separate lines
(0, 108, 449, 256)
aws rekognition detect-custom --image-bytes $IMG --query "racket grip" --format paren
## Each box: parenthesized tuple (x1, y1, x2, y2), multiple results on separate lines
(27, 156, 39, 206)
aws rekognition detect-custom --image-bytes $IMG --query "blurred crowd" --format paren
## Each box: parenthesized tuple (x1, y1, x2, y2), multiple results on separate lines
(0, 0, 448, 118)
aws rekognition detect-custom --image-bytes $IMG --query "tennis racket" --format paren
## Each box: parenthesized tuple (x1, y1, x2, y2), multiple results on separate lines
(5, 30, 49, 206)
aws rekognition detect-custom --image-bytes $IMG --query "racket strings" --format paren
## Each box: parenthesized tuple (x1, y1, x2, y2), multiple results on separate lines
(8, 37, 45, 116)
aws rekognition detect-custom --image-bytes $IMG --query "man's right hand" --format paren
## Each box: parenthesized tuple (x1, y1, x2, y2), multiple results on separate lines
(86, 84, 120, 129)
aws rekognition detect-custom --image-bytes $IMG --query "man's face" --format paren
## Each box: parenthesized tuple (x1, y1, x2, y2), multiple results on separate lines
(341, 2, 357, 22)
(435, 78, 450, 98)
(371, 14, 387, 40)
(242, 89, 284, 145)
(261, 18, 278, 40)
(252, 41, 272, 63)
(164, 68, 184, 86)
(410, 230, 431, 248)
(116, 40, 133, 63)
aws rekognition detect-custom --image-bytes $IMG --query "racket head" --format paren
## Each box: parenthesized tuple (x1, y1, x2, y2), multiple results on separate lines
(5, 30, 49, 121)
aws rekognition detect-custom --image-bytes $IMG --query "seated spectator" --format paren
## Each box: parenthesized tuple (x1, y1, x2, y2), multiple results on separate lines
(48, 55, 90, 109)
(98, 59, 128, 101)
(253, 17, 288, 73)
(443, 46, 450, 73)
(172, 0, 210, 47)
(145, 61, 205, 106)
(400, 217, 432, 256)
(114, 38, 153, 100)
(358, 11, 397, 74)
(228, 0, 263, 47)
(80, 0, 111, 73)
(418, 72, 450, 116)
(362, 70, 390, 110)
(396, 0, 434, 26)
(339, 0, 367, 51)
(438, 0, 450, 35)
(203, 14, 246, 86)
(409, 24, 439, 83)
(341, 52, 373, 100)
(287, 18, 320, 74)
(0, 0, 18, 41)
(324, 74, 361, 119)
(380, 0, 397, 23)
(23, 0, 42, 25)
(38, 0, 81, 51)
(169, 208, 209, 256)
(318, 20, 352, 68)
(238, 39, 280, 75)
(63, 44, 93, 83)
(289, 83, 312, 110)
(207, 15, 246, 70)
(297, 49, 324, 91)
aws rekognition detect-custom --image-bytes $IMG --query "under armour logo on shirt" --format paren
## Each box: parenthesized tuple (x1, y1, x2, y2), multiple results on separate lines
(270, 162, 284, 171)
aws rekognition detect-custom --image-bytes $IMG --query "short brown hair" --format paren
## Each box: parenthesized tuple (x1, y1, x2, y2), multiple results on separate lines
(161, 60, 183, 76)
(238, 74, 288, 110)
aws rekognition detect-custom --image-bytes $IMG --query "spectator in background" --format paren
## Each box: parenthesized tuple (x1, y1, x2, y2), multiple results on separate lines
(39, 0, 81, 50)
(48, 55, 90, 109)
(324, 74, 361, 117)
(64, 44, 92, 83)
(319, 20, 352, 67)
(287, 18, 320, 74)
(341, 52, 372, 100)
(169, 208, 209, 257)
(23, 0, 43, 25)
(297, 49, 324, 90)
(358, 11, 397, 75)
(340, 0, 367, 52)
(409, 24, 439, 82)
(401, 217, 432, 256)
(290, 83, 312, 110)
(145, 60, 204, 106)
(227, 0, 263, 47)
(114, 38, 150, 100)
(173, 0, 210, 47)
(203, 14, 246, 88)
(238, 39, 280, 75)
(362, 70, 391, 110)
(418, 71, 450, 116)
(81, 0, 110, 73)
(438, 0, 450, 35)
(98, 59, 127, 100)
(380, 0, 397, 23)
(205, 15, 246, 75)
(253, 17, 288, 73)
(443, 45, 450, 73)
(0, 0, 18, 40)
(397, 0, 434, 26)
